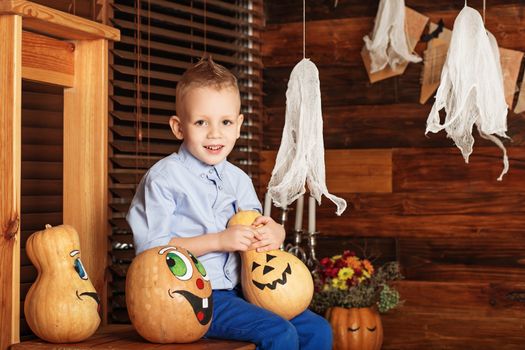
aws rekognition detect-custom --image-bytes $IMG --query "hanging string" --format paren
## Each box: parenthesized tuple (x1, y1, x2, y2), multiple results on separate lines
(302, 0, 306, 59)
(147, 0, 151, 160)
(135, 0, 143, 185)
(204, 0, 207, 56)
(483, 0, 486, 24)
(191, 0, 194, 62)
(136, 0, 143, 143)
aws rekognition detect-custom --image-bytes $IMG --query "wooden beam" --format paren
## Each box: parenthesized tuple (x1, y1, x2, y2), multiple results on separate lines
(63, 39, 108, 324)
(260, 149, 392, 194)
(0, 14, 21, 350)
(22, 31, 74, 87)
(0, 0, 120, 41)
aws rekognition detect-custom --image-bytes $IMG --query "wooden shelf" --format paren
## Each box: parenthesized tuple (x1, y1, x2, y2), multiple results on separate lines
(10, 324, 255, 350)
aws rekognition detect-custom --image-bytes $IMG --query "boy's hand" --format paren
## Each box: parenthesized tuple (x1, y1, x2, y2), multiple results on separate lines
(250, 216, 285, 252)
(219, 225, 261, 252)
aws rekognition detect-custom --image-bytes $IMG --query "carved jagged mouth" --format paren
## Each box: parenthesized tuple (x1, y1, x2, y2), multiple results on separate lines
(252, 263, 292, 291)
(168, 290, 213, 325)
(76, 290, 100, 304)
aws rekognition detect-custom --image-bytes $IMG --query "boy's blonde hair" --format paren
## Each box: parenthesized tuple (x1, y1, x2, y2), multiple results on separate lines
(175, 56, 240, 116)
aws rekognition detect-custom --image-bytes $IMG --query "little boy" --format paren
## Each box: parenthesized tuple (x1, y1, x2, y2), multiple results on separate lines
(127, 57, 332, 349)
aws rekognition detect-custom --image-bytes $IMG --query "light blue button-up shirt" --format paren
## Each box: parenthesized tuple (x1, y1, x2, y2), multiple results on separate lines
(126, 143, 262, 289)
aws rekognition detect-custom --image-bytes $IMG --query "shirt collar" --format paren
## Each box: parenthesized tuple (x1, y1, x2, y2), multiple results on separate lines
(178, 143, 225, 180)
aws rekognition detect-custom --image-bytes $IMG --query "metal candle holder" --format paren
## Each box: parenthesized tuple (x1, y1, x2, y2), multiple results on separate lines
(281, 209, 320, 273)
(279, 205, 288, 251)
(284, 229, 307, 263)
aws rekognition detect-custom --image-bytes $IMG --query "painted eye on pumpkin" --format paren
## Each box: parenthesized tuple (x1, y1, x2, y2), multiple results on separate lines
(166, 251, 193, 280)
(74, 258, 89, 280)
(187, 251, 209, 281)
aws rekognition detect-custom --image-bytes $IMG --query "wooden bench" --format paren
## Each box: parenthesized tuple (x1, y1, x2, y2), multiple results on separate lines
(10, 325, 255, 350)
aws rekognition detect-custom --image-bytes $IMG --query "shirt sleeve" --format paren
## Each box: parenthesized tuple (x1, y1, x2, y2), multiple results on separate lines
(126, 171, 176, 255)
(235, 171, 263, 214)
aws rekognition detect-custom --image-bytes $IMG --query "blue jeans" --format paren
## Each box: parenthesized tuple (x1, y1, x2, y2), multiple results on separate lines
(205, 287, 332, 350)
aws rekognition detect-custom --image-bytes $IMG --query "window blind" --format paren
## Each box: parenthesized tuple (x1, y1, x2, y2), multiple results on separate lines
(107, 0, 264, 323)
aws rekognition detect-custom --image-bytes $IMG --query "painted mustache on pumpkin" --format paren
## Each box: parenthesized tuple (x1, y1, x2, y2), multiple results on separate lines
(76, 290, 100, 304)
(168, 289, 213, 325)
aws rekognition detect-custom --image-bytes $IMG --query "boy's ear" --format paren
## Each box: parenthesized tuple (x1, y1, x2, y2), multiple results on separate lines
(169, 115, 184, 140)
(236, 114, 244, 139)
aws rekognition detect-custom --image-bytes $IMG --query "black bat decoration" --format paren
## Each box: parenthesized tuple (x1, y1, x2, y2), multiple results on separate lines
(421, 19, 445, 42)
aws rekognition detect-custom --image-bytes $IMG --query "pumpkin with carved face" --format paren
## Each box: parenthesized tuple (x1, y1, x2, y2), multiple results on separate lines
(126, 245, 212, 343)
(24, 224, 101, 343)
(228, 210, 313, 320)
(327, 307, 383, 350)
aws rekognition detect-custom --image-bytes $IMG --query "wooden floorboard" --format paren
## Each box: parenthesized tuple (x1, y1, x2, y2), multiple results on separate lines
(10, 324, 255, 350)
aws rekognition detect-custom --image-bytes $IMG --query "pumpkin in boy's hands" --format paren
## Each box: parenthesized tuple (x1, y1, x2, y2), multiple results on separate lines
(126, 245, 212, 343)
(228, 210, 314, 320)
(24, 224, 101, 343)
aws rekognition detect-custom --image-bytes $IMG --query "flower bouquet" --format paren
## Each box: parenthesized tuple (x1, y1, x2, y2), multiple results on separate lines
(310, 250, 403, 315)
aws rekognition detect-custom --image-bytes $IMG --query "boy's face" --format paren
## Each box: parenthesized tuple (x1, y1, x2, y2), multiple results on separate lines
(169, 86, 243, 166)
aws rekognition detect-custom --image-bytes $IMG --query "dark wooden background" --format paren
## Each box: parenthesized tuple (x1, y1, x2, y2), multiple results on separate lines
(261, 0, 525, 348)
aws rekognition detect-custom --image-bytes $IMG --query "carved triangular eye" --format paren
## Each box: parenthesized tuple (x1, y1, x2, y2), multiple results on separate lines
(251, 262, 261, 271)
(266, 254, 276, 262)
(263, 265, 275, 275)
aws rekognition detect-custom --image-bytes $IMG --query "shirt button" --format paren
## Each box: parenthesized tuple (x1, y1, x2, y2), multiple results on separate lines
(208, 169, 213, 174)
(218, 185, 223, 190)
(200, 173, 205, 178)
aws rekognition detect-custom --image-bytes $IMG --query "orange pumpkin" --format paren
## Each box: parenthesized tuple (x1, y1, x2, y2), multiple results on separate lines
(24, 224, 100, 343)
(126, 245, 212, 343)
(228, 210, 313, 320)
(326, 307, 383, 350)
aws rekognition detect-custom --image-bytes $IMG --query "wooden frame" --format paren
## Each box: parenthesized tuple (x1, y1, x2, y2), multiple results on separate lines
(0, 2, 119, 349)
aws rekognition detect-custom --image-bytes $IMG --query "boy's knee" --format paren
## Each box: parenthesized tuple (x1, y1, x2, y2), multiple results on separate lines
(299, 313, 333, 350)
(312, 317, 333, 350)
(279, 322, 299, 344)
(259, 317, 299, 349)
(317, 317, 333, 345)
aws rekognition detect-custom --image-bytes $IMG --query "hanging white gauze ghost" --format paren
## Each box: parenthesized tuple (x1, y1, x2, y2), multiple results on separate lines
(363, 0, 422, 73)
(425, 6, 509, 181)
(267, 59, 346, 215)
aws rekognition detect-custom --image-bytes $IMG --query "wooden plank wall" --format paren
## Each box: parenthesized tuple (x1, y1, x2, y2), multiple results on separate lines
(262, 1, 525, 348)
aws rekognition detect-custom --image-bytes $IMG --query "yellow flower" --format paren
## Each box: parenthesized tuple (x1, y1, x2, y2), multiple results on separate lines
(332, 255, 342, 261)
(331, 277, 347, 291)
(337, 267, 354, 281)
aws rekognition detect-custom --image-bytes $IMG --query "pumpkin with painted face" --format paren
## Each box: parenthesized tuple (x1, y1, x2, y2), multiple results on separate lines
(327, 307, 383, 350)
(24, 224, 101, 343)
(228, 210, 313, 320)
(126, 245, 212, 343)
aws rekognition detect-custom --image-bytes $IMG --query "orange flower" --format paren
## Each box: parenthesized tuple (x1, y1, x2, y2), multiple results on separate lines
(362, 259, 374, 275)
(346, 256, 361, 270)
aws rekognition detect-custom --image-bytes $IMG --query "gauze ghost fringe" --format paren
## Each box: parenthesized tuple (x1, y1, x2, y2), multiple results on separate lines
(363, 0, 422, 73)
(425, 6, 509, 181)
(267, 59, 347, 216)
